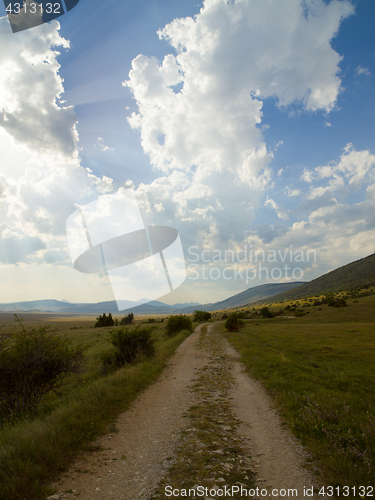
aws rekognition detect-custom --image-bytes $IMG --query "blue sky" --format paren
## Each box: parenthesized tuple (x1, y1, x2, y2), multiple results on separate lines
(0, 0, 374, 305)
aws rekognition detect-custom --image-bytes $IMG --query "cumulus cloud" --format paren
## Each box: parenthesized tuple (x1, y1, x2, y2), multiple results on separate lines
(125, 0, 352, 175)
(124, 0, 354, 255)
(302, 143, 375, 199)
(0, 18, 116, 266)
(0, 16, 78, 159)
(260, 144, 375, 269)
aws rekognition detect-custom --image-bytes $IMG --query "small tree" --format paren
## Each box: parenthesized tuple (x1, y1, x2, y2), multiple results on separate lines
(120, 312, 134, 325)
(193, 310, 212, 322)
(166, 315, 193, 336)
(0, 322, 85, 420)
(95, 312, 115, 328)
(225, 313, 239, 332)
(260, 306, 274, 318)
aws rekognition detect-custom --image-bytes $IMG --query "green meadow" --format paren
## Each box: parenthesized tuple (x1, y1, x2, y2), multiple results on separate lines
(0, 314, 195, 500)
(219, 293, 375, 491)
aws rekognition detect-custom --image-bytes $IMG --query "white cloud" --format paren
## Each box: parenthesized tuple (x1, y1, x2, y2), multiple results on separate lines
(126, 0, 352, 177)
(301, 167, 314, 183)
(356, 66, 371, 77)
(0, 16, 78, 160)
(125, 0, 353, 176)
(302, 144, 375, 197)
(124, 0, 354, 254)
(0, 19, 116, 267)
(264, 197, 289, 220)
(96, 137, 114, 152)
(285, 186, 301, 197)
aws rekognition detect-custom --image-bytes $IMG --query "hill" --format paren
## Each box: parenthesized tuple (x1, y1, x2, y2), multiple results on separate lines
(263, 252, 375, 303)
(182, 282, 305, 312)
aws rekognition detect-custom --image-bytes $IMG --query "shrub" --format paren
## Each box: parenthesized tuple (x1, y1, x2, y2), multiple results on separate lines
(193, 310, 212, 322)
(95, 312, 114, 328)
(334, 298, 347, 307)
(0, 323, 85, 421)
(221, 314, 229, 320)
(166, 315, 193, 336)
(295, 310, 307, 317)
(120, 312, 134, 325)
(102, 326, 155, 370)
(225, 313, 239, 332)
(260, 306, 274, 318)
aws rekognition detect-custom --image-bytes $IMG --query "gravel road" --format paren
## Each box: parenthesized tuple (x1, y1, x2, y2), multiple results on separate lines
(49, 323, 322, 500)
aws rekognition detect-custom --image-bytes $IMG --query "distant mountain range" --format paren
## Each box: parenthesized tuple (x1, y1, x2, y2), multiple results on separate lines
(0, 283, 303, 315)
(0, 299, 201, 315)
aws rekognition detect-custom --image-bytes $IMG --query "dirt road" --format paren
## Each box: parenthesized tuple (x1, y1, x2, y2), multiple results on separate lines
(49, 323, 322, 500)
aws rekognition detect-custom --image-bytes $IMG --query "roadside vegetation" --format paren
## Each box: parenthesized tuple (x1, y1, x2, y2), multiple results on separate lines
(166, 314, 193, 335)
(0, 314, 195, 500)
(218, 291, 375, 492)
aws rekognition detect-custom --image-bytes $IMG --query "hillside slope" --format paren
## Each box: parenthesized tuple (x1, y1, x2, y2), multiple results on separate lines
(183, 282, 305, 312)
(263, 252, 375, 302)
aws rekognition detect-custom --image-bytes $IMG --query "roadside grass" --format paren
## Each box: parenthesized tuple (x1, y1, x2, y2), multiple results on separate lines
(0, 316, 194, 500)
(218, 294, 375, 491)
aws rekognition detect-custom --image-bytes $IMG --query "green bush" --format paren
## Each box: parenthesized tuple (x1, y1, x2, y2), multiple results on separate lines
(120, 312, 134, 325)
(165, 315, 193, 336)
(193, 310, 212, 321)
(102, 326, 155, 370)
(295, 310, 307, 317)
(95, 312, 114, 328)
(260, 306, 274, 318)
(0, 324, 85, 421)
(334, 298, 347, 307)
(225, 313, 239, 332)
